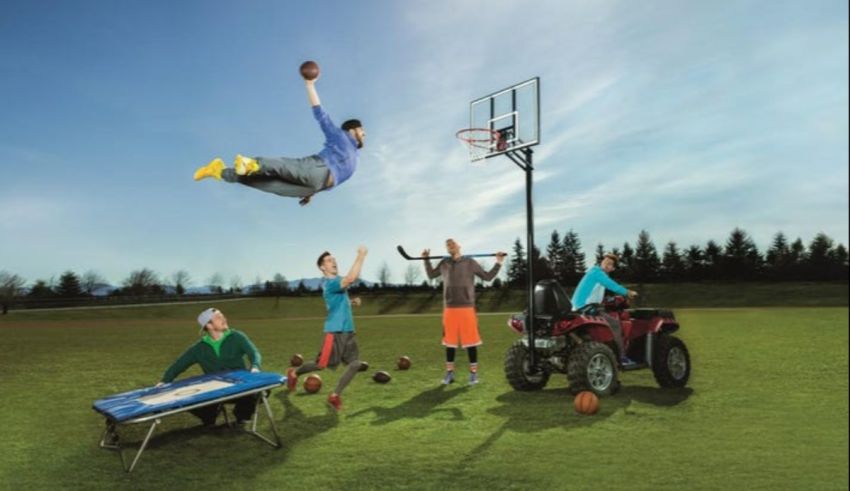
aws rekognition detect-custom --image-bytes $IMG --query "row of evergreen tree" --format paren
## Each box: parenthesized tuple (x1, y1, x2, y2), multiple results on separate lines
(0, 269, 305, 299)
(1, 228, 847, 307)
(505, 228, 848, 286)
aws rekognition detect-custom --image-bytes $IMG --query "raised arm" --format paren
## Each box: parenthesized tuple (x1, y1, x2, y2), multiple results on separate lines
(472, 260, 502, 282)
(308, 79, 341, 141)
(422, 249, 442, 279)
(306, 79, 320, 107)
(341, 246, 368, 289)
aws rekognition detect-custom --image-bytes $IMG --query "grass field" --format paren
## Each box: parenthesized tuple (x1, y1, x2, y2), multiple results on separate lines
(0, 299, 847, 490)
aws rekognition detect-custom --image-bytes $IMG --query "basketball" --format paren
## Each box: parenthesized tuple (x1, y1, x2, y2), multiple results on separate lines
(574, 391, 599, 415)
(290, 353, 304, 367)
(303, 374, 322, 394)
(397, 356, 411, 370)
(300, 60, 319, 80)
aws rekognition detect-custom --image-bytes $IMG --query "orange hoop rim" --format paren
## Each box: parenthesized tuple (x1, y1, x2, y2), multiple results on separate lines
(456, 128, 503, 150)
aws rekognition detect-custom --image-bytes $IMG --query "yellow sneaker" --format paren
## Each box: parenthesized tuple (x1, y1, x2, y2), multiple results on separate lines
(193, 158, 225, 181)
(234, 154, 260, 176)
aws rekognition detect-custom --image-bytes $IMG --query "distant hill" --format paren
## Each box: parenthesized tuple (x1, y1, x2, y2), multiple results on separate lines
(29, 277, 380, 298)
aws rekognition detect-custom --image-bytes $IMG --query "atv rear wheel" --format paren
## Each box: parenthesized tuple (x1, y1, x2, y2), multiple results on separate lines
(567, 341, 619, 396)
(504, 340, 550, 391)
(652, 334, 691, 388)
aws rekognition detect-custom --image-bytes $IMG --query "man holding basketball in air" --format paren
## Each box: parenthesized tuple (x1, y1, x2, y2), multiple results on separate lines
(157, 307, 263, 426)
(193, 62, 365, 206)
(287, 246, 367, 411)
(424, 239, 506, 385)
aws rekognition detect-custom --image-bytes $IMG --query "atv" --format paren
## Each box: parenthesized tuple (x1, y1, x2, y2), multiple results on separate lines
(504, 279, 691, 396)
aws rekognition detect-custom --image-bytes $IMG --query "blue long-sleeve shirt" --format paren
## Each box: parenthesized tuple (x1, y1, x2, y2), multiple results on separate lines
(570, 265, 629, 310)
(313, 105, 359, 187)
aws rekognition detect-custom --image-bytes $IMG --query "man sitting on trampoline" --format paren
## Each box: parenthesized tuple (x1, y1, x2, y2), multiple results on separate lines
(157, 308, 263, 426)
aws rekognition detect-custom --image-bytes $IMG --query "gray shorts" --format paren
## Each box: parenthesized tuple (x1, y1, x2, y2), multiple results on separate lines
(316, 332, 359, 368)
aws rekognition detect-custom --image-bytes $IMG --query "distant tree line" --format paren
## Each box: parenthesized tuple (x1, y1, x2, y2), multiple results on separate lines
(2, 228, 846, 313)
(505, 228, 848, 286)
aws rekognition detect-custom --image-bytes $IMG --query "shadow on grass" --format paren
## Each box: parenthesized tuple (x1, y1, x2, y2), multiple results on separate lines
(438, 384, 695, 483)
(411, 290, 440, 314)
(348, 385, 470, 425)
(377, 293, 411, 315)
(617, 385, 694, 407)
(140, 393, 341, 453)
(274, 392, 339, 446)
(484, 287, 514, 312)
(41, 393, 339, 485)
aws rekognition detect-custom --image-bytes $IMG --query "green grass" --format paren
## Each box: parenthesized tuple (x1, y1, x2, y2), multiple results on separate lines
(0, 305, 847, 490)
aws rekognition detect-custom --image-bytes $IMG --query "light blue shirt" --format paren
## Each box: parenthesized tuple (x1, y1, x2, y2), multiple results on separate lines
(322, 276, 354, 333)
(570, 265, 629, 310)
(313, 105, 359, 187)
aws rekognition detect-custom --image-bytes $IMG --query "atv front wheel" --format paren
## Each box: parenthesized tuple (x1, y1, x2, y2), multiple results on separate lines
(504, 340, 550, 391)
(652, 334, 691, 388)
(567, 341, 619, 396)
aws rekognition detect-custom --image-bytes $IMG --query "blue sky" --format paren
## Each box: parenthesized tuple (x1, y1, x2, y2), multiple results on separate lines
(1, 0, 847, 287)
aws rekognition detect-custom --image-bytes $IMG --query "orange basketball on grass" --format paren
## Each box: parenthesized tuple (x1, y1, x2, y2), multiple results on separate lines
(303, 374, 322, 394)
(574, 391, 599, 415)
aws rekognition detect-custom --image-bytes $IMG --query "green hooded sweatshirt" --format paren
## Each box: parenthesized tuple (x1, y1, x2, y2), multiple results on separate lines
(161, 328, 262, 383)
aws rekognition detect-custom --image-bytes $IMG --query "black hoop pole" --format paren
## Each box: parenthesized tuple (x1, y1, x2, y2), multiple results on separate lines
(505, 148, 536, 370)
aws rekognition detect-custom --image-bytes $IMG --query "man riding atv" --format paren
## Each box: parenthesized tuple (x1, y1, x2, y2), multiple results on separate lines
(571, 253, 639, 367)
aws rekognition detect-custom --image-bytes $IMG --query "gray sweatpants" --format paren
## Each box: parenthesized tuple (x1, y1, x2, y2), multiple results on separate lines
(296, 361, 363, 396)
(221, 155, 330, 198)
(602, 313, 627, 359)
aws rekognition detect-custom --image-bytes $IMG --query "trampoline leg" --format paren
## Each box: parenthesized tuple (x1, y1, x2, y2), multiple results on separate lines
(220, 404, 230, 427)
(246, 392, 282, 448)
(126, 419, 160, 473)
(99, 421, 120, 450)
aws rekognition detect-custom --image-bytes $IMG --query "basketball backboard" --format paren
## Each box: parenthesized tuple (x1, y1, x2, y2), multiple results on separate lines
(467, 77, 539, 161)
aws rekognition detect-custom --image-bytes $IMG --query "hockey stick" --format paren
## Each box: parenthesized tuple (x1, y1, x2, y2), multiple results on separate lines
(396, 245, 502, 261)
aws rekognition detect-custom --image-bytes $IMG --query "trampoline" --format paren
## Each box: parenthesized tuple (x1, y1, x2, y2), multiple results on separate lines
(93, 370, 286, 472)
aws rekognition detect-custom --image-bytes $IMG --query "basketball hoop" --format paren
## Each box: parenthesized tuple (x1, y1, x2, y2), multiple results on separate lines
(456, 128, 505, 162)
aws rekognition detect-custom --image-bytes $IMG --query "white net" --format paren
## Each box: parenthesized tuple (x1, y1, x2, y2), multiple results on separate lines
(456, 128, 502, 162)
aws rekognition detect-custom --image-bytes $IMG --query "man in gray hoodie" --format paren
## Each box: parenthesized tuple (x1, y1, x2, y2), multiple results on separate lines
(424, 238, 506, 385)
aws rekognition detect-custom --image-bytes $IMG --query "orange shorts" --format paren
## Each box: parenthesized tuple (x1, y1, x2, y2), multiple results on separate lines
(442, 307, 482, 348)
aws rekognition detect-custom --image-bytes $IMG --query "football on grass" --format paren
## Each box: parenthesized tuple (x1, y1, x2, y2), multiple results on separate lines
(290, 354, 304, 367)
(372, 371, 392, 384)
(358, 361, 369, 372)
(397, 356, 411, 370)
(304, 374, 322, 393)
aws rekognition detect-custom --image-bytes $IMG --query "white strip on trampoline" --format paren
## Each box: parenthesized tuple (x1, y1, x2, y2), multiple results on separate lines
(137, 380, 234, 405)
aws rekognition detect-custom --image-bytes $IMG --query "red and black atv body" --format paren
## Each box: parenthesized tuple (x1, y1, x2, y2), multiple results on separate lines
(504, 280, 691, 396)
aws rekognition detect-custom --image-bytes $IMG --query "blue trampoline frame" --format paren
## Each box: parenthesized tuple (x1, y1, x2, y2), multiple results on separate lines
(93, 370, 286, 473)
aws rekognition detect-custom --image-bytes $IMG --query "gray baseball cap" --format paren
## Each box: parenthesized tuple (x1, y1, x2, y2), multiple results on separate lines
(197, 308, 218, 333)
